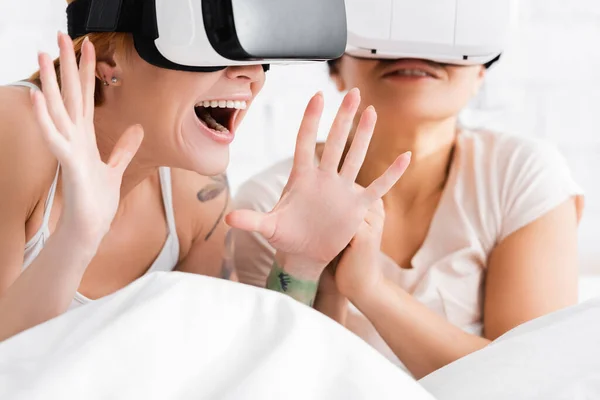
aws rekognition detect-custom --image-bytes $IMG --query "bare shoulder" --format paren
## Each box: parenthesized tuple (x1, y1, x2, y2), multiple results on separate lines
(0, 86, 58, 215)
(170, 168, 230, 242)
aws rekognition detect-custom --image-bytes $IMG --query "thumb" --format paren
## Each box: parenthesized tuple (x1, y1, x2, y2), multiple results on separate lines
(225, 210, 276, 240)
(108, 124, 144, 176)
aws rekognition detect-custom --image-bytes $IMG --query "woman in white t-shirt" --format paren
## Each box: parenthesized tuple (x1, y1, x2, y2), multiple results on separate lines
(232, 55, 585, 378)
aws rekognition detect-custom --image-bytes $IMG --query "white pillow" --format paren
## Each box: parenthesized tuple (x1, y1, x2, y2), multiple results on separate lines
(421, 297, 600, 400)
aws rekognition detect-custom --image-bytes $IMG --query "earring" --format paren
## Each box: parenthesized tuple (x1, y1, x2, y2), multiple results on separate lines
(111, 77, 118, 84)
(102, 80, 109, 86)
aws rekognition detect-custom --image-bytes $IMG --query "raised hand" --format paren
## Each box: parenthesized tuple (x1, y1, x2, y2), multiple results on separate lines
(32, 33, 143, 246)
(227, 89, 410, 281)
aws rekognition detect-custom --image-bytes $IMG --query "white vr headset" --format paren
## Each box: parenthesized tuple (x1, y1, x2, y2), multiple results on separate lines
(67, 0, 348, 72)
(344, 0, 516, 67)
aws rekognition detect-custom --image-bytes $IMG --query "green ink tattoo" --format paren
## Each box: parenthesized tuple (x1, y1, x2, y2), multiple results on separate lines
(266, 262, 319, 307)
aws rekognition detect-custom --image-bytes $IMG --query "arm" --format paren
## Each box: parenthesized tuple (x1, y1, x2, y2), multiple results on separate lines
(0, 34, 142, 341)
(0, 91, 90, 340)
(233, 178, 348, 321)
(227, 89, 410, 309)
(0, 226, 99, 341)
(345, 199, 579, 379)
(177, 173, 237, 281)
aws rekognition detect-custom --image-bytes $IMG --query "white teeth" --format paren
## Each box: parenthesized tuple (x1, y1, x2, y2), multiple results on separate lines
(396, 69, 432, 77)
(196, 100, 248, 110)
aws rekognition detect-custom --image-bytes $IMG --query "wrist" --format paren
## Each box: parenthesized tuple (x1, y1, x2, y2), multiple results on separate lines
(275, 252, 325, 282)
(267, 261, 319, 307)
(53, 222, 103, 260)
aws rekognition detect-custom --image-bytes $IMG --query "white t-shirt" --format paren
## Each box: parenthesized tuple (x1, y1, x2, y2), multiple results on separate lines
(232, 129, 584, 369)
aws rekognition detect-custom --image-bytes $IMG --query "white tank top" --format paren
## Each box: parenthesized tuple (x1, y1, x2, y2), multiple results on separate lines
(12, 81, 180, 310)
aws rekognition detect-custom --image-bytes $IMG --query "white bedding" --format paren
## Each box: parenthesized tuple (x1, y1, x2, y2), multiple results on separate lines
(0, 272, 434, 400)
(421, 296, 600, 400)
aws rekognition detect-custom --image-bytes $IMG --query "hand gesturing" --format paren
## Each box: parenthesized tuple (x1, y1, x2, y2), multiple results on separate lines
(227, 89, 410, 280)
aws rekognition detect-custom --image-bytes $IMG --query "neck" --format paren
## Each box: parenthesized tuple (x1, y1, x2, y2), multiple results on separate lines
(94, 106, 158, 199)
(356, 117, 458, 210)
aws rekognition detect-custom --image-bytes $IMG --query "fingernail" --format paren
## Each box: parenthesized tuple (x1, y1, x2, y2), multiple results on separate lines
(83, 36, 89, 44)
(405, 151, 412, 160)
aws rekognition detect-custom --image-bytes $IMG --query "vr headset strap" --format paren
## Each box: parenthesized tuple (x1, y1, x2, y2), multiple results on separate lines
(67, 0, 146, 39)
(86, 0, 123, 32)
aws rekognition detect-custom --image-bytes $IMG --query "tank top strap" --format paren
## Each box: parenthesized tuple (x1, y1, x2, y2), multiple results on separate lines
(9, 81, 40, 91)
(158, 167, 178, 238)
(42, 166, 60, 226)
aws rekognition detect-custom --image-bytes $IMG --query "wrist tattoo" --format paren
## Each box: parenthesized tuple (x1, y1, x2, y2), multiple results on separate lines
(266, 262, 319, 307)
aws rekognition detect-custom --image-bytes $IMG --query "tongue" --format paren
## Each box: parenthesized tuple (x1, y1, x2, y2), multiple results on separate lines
(197, 108, 229, 132)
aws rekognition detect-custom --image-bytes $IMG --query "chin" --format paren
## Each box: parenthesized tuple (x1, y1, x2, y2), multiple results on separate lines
(175, 113, 235, 175)
(182, 147, 230, 176)
(381, 97, 460, 122)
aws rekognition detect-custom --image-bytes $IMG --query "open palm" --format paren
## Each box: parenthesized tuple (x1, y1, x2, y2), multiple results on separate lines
(32, 33, 143, 245)
(227, 89, 410, 276)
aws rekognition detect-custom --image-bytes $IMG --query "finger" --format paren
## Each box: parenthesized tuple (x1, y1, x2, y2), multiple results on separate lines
(319, 88, 360, 172)
(38, 52, 72, 136)
(225, 210, 276, 240)
(291, 92, 324, 174)
(79, 37, 96, 120)
(108, 125, 144, 177)
(363, 152, 412, 202)
(339, 105, 377, 181)
(31, 90, 70, 162)
(364, 199, 385, 231)
(58, 31, 83, 122)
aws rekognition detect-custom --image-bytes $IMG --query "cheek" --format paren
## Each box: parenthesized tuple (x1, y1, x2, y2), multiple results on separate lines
(438, 74, 480, 109)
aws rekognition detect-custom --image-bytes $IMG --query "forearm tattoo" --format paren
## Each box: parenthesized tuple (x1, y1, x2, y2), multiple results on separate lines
(197, 173, 230, 241)
(266, 262, 319, 307)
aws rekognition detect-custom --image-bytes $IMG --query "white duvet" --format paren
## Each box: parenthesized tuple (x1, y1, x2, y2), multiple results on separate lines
(0, 272, 434, 400)
(1, 271, 599, 400)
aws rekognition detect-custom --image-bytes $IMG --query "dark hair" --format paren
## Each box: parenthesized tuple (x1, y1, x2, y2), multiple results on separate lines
(327, 59, 340, 74)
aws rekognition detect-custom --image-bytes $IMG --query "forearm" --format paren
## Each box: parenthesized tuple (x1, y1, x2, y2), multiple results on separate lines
(314, 292, 348, 325)
(0, 225, 97, 341)
(352, 278, 490, 379)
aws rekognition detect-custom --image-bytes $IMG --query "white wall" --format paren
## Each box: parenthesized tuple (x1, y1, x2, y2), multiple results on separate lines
(2, 1, 600, 279)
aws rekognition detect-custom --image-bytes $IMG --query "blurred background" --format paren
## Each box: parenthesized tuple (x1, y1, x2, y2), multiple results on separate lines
(1, 1, 599, 296)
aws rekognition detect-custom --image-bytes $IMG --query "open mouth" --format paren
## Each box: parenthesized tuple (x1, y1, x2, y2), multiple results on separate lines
(381, 59, 442, 80)
(386, 69, 438, 78)
(194, 100, 247, 133)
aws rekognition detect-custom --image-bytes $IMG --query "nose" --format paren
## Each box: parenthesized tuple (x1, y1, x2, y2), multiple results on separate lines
(225, 64, 264, 83)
